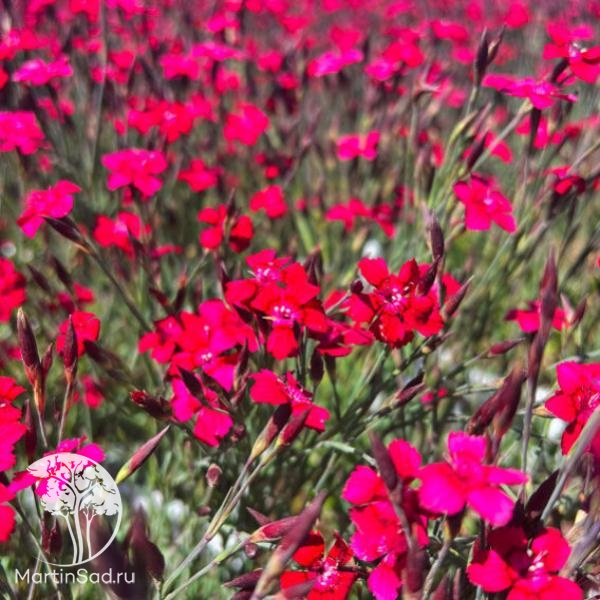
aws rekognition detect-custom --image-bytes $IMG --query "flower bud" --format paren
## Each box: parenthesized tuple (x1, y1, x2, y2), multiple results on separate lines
(206, 464, 222, 488)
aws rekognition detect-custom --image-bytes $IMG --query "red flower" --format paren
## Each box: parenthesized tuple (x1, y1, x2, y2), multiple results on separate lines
(225, 249, 292, 310)
(17, 180, 81, 238)
(170, 377, 232, 447)
(198, 205, 253, 252)
(249, 185, 287, 219)
(346, 257, 444, 348)
(80, 375, 104, 409)
(337, 131, 380, 161)
(0, 484, 16, 542)
(93, 211, 148, 255)
(0, 259, 26, 322)
(102, 148, 168, 198)
(0, 111, 45, 155)
(56, 311, 101, 357)
(468, 526, 582, 600)
(545, 362, 600, 456)
(280, 531, 357, 599)
(343, 439, 428, 600)
(249, 263, 327, 359)
(178, 159, 220, 192)
(506, 300, 567, 333)
(224, 103, 269, 146)
(418, 432, 527, 526)
(454, 174, 516, 233)
(0, 377, 26, 473)
(548, 167, 586, 196)
(250, 370, 330, 432)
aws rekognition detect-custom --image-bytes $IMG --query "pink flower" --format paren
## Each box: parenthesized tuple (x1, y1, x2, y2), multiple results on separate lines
(545, 362, 600, 456)
(0, 111, 45, 155)
(453, 174, 516, 233)
(250, 370, 330, 432)
(102, 148, 168, 198)
(17, 180, 81, 238)
(249, 185, 287, 219)
(337, 131, 380, 161)
(483, 75, 577, 109)
(224, 103, 269, 146)
(12, 56, 72, 85)
(419, 432, 527, 525)
(343, 439, 428, 600)
(468, 526, 582, 600)
(0, 259, 26, 322)
(170, 377, 232, 447)
(307, 48, 364, 77)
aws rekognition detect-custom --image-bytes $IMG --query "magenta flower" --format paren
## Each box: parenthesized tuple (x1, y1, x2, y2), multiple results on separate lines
(545, 361, 600, 456)
(224, 103, 269, 146)
(343, 439, 429, 600)
(12, 56, 72, 86)
(337, 131, 380, 161)
(170, 377, 233, 447)
(453, 174, 516, 233)
(17, 180, 81, 238)
(483, 74, 577, 109)
(102, 148, 168, 198)
(468, 526, 583, 599)
(418, 432, 527, 526)
(0, 111, 45, 155)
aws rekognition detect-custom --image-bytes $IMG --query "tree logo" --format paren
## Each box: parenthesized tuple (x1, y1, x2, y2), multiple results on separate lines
(27, 453, 122, 567)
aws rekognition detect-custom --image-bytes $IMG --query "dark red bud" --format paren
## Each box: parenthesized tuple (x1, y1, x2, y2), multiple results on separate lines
(350, 279, 363, 294)
(17, 308, 40, 374)
(206, 464, 222, 488)
(488, 338, 524, 356)
(369, 433, 398, 492)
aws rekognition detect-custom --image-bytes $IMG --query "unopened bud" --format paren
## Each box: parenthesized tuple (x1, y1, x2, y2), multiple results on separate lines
(206, 464, 222, 488)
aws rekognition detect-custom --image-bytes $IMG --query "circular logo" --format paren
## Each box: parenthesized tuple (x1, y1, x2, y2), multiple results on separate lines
(27, 453, 122, 567)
